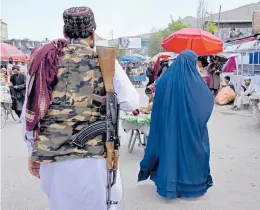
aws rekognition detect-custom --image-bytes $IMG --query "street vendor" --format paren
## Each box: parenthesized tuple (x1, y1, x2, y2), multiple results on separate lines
(208, 56, 223, 96)
(197, 57, 210, 86)
(233, 77, 256, 110)
(142, 83, 155, 114)
(157, 60, 169, 78)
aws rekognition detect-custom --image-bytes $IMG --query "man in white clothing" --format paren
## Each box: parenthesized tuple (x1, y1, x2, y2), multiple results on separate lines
(21, 6, 139, 210)
(233, 77, 255, 110)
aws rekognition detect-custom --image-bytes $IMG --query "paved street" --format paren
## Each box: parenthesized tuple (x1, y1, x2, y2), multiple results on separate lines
(1, 88, 260, 210)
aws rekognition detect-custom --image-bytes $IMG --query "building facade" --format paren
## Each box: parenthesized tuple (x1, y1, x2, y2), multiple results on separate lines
(182, 3, 260, 42)
(0, 19, 8, 40)
(3, 39, 42, 54)
(215, 21, 253, 41)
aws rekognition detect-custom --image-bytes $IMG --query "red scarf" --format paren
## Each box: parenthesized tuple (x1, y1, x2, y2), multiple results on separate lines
(26, 39, 67, 131)
(152, 57, 160, 80)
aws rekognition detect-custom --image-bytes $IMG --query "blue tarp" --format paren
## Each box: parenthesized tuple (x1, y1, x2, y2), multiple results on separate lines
(120, 55, 140, 63)
(119, 61, 126, 66)
(224, 42, 232, 48)
(21, 49, 31, 54)
(132, 54, 146, 60)
(131, 75, 146, 81)
(249, 52, 260, 64)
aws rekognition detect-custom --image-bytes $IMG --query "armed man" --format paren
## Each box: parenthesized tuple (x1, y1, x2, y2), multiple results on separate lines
(21, 6, 139, 210)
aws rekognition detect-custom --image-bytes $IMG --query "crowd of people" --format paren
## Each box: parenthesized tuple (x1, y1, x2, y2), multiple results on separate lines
(124, 62, 147, 77)
(144, 54, 258, 111)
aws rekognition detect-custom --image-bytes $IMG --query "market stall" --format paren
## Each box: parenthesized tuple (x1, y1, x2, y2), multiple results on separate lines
(121, 114, 150, 153)
(130, 74, 146, 87)
(120, 55, 140, 63)
(0, 43, 26, 61)
(131, 54, 146, 61)
(120, 55, 146, 87)
(221, 39, 260, 93)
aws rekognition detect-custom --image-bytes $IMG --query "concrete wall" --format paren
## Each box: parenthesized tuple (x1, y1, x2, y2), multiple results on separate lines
(218, 22, 252, 41)
(96, 39, 109, 47)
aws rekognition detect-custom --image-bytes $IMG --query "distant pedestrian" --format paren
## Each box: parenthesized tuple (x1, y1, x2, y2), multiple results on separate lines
(146, 62, 154, 87)
(208, 56, 223, 96)
(10, 65, 26, 118)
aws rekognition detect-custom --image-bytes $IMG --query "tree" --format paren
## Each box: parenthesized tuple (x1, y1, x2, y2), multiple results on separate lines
(204, 13, 217, 34)
(206, 22, 217, 34)
(148, 28, 163, 57)
(196, 1, 218, 34)
(196, 0, 208, 28)
(148, 18, 188, 56)
(116, 48, 126, 59)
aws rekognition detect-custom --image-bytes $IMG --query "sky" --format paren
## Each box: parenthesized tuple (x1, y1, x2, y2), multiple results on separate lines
(1, 0, 259, 40)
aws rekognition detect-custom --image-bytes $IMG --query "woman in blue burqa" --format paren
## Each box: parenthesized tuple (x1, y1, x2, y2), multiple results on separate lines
(138, 50, 214, 199)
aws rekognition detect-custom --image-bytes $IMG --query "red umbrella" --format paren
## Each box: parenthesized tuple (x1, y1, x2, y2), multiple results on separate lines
(0, 43, 26, 60)
(161, 28, 223, 56)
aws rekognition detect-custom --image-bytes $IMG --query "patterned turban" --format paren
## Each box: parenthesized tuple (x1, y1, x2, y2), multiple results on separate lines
(63, 7, 96, 38)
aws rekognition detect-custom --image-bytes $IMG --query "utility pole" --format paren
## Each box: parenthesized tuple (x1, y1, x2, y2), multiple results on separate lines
(110, 30, 114, 46)
(217, 5, 222, 38)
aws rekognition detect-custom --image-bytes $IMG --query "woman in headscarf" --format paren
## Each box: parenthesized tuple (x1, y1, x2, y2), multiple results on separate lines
(146, 62, 154, 87)
(152, 57, 160, 81)
(138, 50, 214, 199)
(157, 60, 169, 78)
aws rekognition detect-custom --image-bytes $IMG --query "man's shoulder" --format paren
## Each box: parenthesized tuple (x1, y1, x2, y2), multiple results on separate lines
(65, 43, 97, 56)
(60, 45, 98, 65)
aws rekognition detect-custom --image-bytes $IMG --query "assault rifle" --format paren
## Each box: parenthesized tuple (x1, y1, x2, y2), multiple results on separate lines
(71, 46, 119, 210)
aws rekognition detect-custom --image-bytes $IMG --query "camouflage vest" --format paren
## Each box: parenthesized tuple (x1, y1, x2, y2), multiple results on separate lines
(32, 39, 106, 163)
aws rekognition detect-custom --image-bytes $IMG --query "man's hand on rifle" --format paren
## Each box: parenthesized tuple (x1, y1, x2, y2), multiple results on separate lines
(28, 157, 40, 179)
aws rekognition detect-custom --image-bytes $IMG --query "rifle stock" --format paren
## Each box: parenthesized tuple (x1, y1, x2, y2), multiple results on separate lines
(96, 46, 116, 93)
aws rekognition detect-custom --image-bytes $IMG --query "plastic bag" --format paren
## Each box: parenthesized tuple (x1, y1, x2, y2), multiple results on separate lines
(215, 86, 236, 105)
